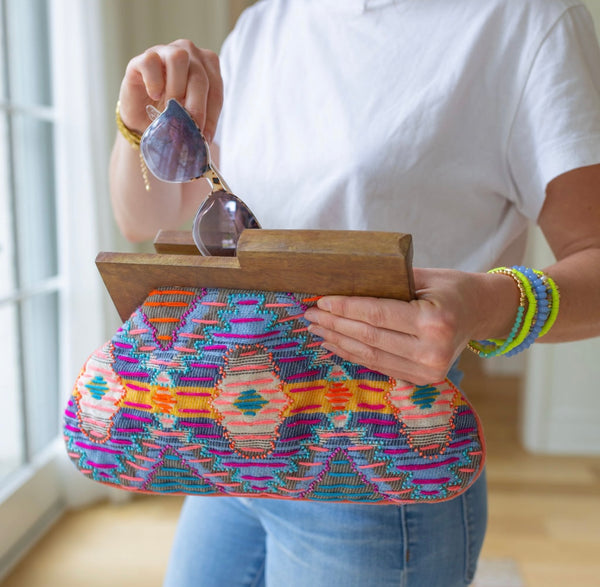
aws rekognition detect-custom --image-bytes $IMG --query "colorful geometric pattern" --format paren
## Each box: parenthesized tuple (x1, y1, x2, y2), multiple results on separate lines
(64, 288, 485, 504)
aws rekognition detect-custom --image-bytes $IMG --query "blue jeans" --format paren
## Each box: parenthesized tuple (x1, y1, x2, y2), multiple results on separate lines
(163, 470, 487, 587)
(163, 363, 487, 586)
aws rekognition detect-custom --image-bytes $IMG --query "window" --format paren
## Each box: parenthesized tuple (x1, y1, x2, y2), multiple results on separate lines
(0, 0, 108, 577)
(0, 0, 60, 488)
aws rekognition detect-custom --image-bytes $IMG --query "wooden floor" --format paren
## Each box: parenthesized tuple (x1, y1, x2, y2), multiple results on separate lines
(3, 354, 600, 586)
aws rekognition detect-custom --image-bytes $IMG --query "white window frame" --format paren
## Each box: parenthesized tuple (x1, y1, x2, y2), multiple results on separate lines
(0, 0, 109, 579)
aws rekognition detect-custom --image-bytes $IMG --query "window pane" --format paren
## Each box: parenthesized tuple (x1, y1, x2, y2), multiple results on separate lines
(0, 111, 16, 296)
(22, 292, 59, 457)
(12, 113, 57, 288)
(0, 303, 25, 483)
(5, 0, 52, 107)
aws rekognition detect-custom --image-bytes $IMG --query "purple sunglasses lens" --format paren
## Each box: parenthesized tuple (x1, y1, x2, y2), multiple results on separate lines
(192, 190, 261, 256)
(141, 99, 209, 182)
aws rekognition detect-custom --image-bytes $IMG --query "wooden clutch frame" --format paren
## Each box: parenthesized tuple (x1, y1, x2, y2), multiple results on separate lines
(96, 229, 415, 321)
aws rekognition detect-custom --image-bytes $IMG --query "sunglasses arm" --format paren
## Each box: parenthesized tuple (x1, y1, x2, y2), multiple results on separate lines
(205, 165, 232, 193)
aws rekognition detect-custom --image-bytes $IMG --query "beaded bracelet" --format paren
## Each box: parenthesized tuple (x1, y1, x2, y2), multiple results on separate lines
(467, 268, 529, 357)
(533, 269, 560, 337)
(115, 101, 150, 191)
(504, 266, 549, 356)
(468, 266, 560, 358)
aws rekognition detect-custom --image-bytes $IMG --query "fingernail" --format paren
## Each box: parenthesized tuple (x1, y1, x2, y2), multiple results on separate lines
(318, 298, 331, 311)
(304, 309, 318, 323)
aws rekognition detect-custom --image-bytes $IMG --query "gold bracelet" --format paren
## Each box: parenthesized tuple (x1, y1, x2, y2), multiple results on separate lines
(115, 101, 150, 191)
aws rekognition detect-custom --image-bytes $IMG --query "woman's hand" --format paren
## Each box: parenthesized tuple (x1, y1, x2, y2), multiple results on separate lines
(303, 268, 519, 385)
(118, 39, 223, 142)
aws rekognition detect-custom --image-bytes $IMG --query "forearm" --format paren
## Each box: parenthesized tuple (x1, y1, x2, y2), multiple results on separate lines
(467, 248, 600, 347)
(539, 247, 600, 342)
(109, 134, 185, 242)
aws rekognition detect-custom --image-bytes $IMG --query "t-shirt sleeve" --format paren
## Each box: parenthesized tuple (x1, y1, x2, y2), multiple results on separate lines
(507, 4, 600, 222)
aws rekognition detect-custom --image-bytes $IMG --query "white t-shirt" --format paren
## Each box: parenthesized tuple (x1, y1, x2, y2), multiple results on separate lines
(215, 0, 600, 271)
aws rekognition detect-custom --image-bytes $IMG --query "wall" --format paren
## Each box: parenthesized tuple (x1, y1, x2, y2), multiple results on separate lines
(521, 0, 600, 455)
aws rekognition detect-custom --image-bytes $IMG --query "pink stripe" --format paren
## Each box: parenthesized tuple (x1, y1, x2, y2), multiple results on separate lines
(75, 442, 122, 455)
(117, 355, 138, 363)
(88, 461, 118, 469)
(122, 413, 153, 423)
(204, 345, 228, 350)
(150, 359, 181, 366)
(222, 462, 288, 468)
(278, 357, 305, 363)
(290, 404, 322, 414)
(173, 347, 196, 353)
(64, 410, 77, 418)
(189, 363, 220, 369)
(358, 383, 385, 392)
(398, 457, 459, 471)
(124, 401, 152, 409)
(357, 403, 386, 409)
(226, 420, 277, 427)
(126, 461, 150, 472)
(288, 385, 325, 393)
(176, 392, 211, 397)
(213, 331, 280, 339)
(230, 318, 264, 323)
(180, 422, 213, 428)
(64, 424, 80, 433)
(409, 426, 448, 435)
(286, 370, 320, 380)
(237, 299, 259, 305)
(80, 401, 114, 413)
(273, 342, 299, 349)
(280, 434, 313, 442)
(225, 378, 274, 387)
(180, 376, 214, 382)
(119, 475, 144, 482)
(129, 328, 148, 334)
(287, 419, 321, 427)
(357, 418, 395, 426)
(113, 342, 133, 349)
(357, 368, 383, 375)
(117, 371, 150, 378)
(126, 383, 149, 392)
(227, 364, 270, 372)
(272, 450, 300, 457)
(401, 411, 452, 420)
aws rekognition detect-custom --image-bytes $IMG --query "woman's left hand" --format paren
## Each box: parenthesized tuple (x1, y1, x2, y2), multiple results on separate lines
(303, 267, 518, 385)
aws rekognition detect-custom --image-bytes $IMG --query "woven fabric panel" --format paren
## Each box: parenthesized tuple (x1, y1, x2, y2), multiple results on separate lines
(63, 287, 485, 504)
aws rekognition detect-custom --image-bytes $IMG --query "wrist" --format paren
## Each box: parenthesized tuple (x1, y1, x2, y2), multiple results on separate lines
(470, 271, 522, 341)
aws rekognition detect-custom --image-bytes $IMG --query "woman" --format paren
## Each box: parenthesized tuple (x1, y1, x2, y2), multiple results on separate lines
(110, 1, 600, 585)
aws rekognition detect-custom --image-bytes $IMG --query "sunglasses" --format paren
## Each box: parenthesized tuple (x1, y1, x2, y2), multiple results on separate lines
(140, 99, 261, 256)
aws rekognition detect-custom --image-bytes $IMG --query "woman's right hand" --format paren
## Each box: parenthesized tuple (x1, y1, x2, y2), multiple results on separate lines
(117, 39, 223, 143)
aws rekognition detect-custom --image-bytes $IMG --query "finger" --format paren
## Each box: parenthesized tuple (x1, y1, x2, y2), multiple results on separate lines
(162, 45, 190, 103)
(179, 47, 222, 142)
(134, 49, 166, 102)
(199, 51, 223, 143)
(310, 325, 444, 385)
(314, 296, 422, 335)
(306, 312, 416, 363)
